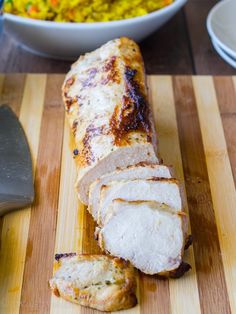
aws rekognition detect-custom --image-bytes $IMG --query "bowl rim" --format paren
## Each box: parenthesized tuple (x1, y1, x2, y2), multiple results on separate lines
(211, 38, 236, 69)
(3, 0, 187, 28)
(206, 0, 236, 59)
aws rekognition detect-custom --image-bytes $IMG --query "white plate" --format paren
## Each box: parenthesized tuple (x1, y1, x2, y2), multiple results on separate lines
(207, 0, 236, 60)
(3, 0, 187, 60)
(211, 38, 236, 69)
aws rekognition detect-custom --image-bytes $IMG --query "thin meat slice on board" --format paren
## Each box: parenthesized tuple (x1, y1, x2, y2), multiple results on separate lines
(88, 162, 172, 220)
(97, 178, 182, 225)
(97, 200, 188, 275)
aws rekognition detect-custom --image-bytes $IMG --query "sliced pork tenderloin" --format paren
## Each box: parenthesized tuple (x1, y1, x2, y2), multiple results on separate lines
(88, 163, 172, 220)
(97, 200, 188, 275)
(98, 178, 182, 225)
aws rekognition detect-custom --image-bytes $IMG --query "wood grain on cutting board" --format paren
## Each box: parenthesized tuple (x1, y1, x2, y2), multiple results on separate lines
(0, 75, 235, 314)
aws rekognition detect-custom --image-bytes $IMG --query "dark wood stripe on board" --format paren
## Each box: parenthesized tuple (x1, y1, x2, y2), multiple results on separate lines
(173, 76, 231, 314)
(20, 75, 65, 314)
(213, 77, 236, 185)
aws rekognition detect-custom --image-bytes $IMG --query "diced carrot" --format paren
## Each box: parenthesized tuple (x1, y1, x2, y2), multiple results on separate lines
(27, 5, 39, 14)
(50, 0, 59, 7)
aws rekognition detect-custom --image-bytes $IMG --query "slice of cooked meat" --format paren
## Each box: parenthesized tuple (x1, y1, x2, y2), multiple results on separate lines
(88, 163, 172, 220)
(97, 200, 188, 275)
(62, 37, 158, 205)
(49, 254, 137, 312)
(98, 178, 182, 225)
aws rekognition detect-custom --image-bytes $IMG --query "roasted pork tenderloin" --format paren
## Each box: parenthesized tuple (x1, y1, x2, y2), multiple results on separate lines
(60, 37, 191, 286)
(62, 37, 158, 205)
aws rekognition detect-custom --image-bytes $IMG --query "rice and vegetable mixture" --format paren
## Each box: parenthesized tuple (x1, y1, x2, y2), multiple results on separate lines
(4, 0, 174, 22)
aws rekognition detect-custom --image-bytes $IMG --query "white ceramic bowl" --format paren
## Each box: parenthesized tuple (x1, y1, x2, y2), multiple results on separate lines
(207, 0, 236, 60)
(3, 0, 187, 59)
(211, 38, 236, 69)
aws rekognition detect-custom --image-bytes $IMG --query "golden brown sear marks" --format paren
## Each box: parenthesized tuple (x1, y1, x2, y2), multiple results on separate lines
(81, 67, 98, 88)
(110, 66, 151, 145)
(167, 261, 191, 278)
(101, 56, 120, 85)
(80, 124, 107, 166)
(63, 76, 77, 111)
(62, 38, 156, 172)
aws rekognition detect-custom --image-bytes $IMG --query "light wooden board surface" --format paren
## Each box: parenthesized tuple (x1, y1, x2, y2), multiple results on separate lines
(0, 74, 235, 314)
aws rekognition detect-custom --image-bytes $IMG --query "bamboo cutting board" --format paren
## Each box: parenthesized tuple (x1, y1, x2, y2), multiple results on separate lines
(0, 74, 236, 314)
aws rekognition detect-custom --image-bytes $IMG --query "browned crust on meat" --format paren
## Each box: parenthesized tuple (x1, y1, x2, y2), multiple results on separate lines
(126, 161, 156, 168)
(55, 252, 77, 261)
(111, 162, 172, 173)
(108, 39, 152, 147)
(109, 66, 151, 146)
(159, 262, 192, 278)
(147, 177, 179, 184)
(69, 121, 108, 167)
(108, 199, 180, 208)
(63, 75, 77, 112)
(54, 252, 130, 263)
(81, 67, 98, 88)
(62, 37, 154, 168)
(80, 124, 107, 166)
(101, 178, 179, 191)
(101, 56, 120, 85)
(52, 287, 60, 297)
(184, 234, 193, 250)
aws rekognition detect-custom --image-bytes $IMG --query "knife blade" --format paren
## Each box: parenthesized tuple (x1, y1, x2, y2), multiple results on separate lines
(0, 105, 34, 216)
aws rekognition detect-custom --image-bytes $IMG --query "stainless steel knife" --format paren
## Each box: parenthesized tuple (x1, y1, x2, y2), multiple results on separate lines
(0, 105, 34, 216)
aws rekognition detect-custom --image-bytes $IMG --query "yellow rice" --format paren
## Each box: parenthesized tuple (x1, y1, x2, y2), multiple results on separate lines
(4, 0, 174, 22)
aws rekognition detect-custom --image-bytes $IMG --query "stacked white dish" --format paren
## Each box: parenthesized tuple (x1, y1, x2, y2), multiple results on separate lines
(207, 0, 236, 69)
